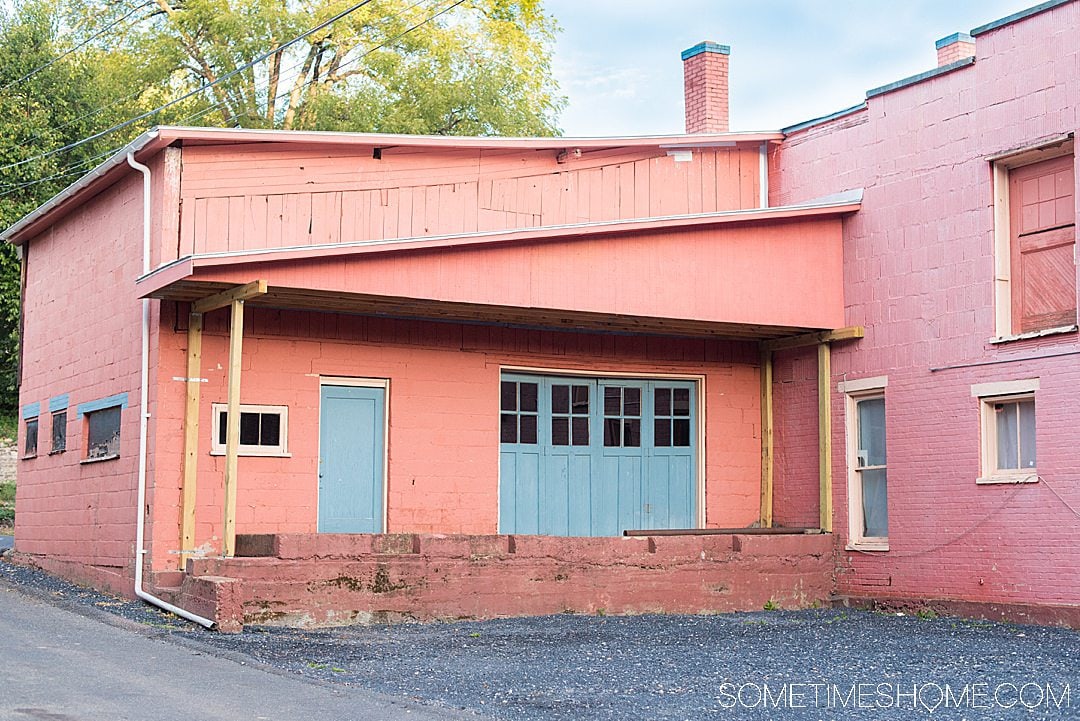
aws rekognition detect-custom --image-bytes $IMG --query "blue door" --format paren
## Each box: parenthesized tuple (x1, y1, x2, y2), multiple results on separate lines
(500, 374, 697, 536)
(318, 384, 385, 533)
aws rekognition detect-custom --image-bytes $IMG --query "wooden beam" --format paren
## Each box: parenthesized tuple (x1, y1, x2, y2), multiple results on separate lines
(179, 312, 203, 567)
(763, 326, 864, 352)
(759, 346, 774, 528)
(223, 300, 245, 557)
(818, 342, 833, 532)
(191, 280, 267, 315)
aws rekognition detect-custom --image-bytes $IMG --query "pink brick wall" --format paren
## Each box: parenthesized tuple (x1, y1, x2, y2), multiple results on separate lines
(772, 2, 1080, 608)
(770, 347, 820, 528)
(148, 307, 764, 570)
(182, 532, 834, 631)
(15, 170, 160, 582)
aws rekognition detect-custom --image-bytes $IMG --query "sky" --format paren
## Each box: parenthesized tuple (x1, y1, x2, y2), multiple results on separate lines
(543, 0, 1044, 136)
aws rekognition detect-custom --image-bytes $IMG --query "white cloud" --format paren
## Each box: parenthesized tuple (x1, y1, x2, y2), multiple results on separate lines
(544, 0, 1042, 135)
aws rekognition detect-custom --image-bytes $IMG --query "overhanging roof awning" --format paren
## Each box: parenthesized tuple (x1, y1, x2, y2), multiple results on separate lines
(137, 194, 860, 342)
(150, 280, 810, 340)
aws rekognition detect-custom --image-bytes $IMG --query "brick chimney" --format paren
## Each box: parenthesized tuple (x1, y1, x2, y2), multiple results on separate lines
(935, 32, 975, 66)
(682, 41, 729, 133)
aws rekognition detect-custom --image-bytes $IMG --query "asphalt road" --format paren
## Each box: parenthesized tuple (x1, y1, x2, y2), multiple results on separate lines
(0, 579, 480, 721)
(1, 558, 1078, 721)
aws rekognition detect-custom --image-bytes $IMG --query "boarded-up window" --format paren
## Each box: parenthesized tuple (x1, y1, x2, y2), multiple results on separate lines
(51, 411, 66, 453)
(1009, 154, 1076, 333)
(86, 406, 121, 460)
(23, 418, 38, 458)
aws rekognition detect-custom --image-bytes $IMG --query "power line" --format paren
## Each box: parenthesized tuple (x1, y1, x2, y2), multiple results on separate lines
(0, 144, 124, 199)
(221, 0, 456, 128)
(178, 0, 443, 129)
(3, 0, 462, 200)
(0, 0, 378, 173)
(0, 2, 153, 95)
(15, 0, 453, 155)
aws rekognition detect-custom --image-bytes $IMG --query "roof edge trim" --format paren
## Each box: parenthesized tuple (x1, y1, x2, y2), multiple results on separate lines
(971, 0, 1075, 36)
(782, 103, 868, 135)
(866, 56, 975, 100)
(2, 129, 164, 245)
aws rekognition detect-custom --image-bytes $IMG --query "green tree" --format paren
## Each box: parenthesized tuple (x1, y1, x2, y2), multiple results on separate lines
(66, 0, 565, 135)
(0, 0, 115, 413)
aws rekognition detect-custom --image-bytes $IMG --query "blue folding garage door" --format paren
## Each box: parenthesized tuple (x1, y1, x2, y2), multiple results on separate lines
(499, 373, 697, 536)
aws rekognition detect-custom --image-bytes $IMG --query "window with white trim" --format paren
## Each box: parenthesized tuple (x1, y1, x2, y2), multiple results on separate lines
(973, 380, 1038, 484)
(842, 377, 888, 550)
(211, 404, 289, 456)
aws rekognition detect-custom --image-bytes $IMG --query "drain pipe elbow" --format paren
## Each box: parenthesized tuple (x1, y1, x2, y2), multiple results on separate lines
(126, 152, 215, 629)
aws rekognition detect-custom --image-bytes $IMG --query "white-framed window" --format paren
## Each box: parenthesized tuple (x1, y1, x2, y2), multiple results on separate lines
(972, 379, 1039, 484)
(841, 377, 888, 550)
(990, 135, 1076, 341)
(211, 403, 289, 457)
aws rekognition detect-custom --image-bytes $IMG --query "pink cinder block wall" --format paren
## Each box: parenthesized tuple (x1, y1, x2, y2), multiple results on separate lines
(148, 307, 763, 571)
(15, 161, 172, 593)
(772, 2, 1080, 609)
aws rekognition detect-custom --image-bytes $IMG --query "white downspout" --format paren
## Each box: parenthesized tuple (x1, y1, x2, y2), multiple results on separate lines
(127, 152, 215, 629)
(759, 141, 769, 209)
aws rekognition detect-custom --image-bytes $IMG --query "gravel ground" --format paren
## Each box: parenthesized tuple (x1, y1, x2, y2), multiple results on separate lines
(2, 555, 1077, 720)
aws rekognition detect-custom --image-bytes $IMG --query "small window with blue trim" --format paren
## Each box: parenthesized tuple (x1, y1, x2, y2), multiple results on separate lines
(20, 402, 40, 460)
(86, 407, 121, 461)
(51, 411, 67, 454)
(77, 393, 127, 462)
(23, 418, 38, 459)
(49, 394, 69, 455)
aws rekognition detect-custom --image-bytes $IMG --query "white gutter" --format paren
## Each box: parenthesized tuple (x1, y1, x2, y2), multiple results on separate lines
(1, 130, 161, 245)
(126, 153, 215, 629)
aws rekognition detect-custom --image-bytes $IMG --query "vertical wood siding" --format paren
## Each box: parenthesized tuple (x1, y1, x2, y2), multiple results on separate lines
(176, 145, 762, 259)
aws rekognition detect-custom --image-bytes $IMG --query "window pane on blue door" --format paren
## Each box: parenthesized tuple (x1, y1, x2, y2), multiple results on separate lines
(501, 374, 696, 536)
(500, 380, 539, 444)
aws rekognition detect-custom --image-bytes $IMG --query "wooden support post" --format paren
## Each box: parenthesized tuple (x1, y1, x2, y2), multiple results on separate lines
(223, 300, 245, 557)
(818, 342, 833, 532)
(759, 347, 774, 528)
(179, 312, 203, 567)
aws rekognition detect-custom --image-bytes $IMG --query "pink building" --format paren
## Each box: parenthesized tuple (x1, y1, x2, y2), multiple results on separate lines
(3, 0, 1077, 630)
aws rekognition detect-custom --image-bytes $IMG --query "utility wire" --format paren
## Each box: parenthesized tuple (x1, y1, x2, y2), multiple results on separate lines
(4, 0, 458, 199)
(0, 2, 153, 95)
(17, 0, 447, 152)
(0, 145, 124, 198)
(0, 0, 378, 173)
(189, 0, 442, 128)
(221, 0, 464, 128)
